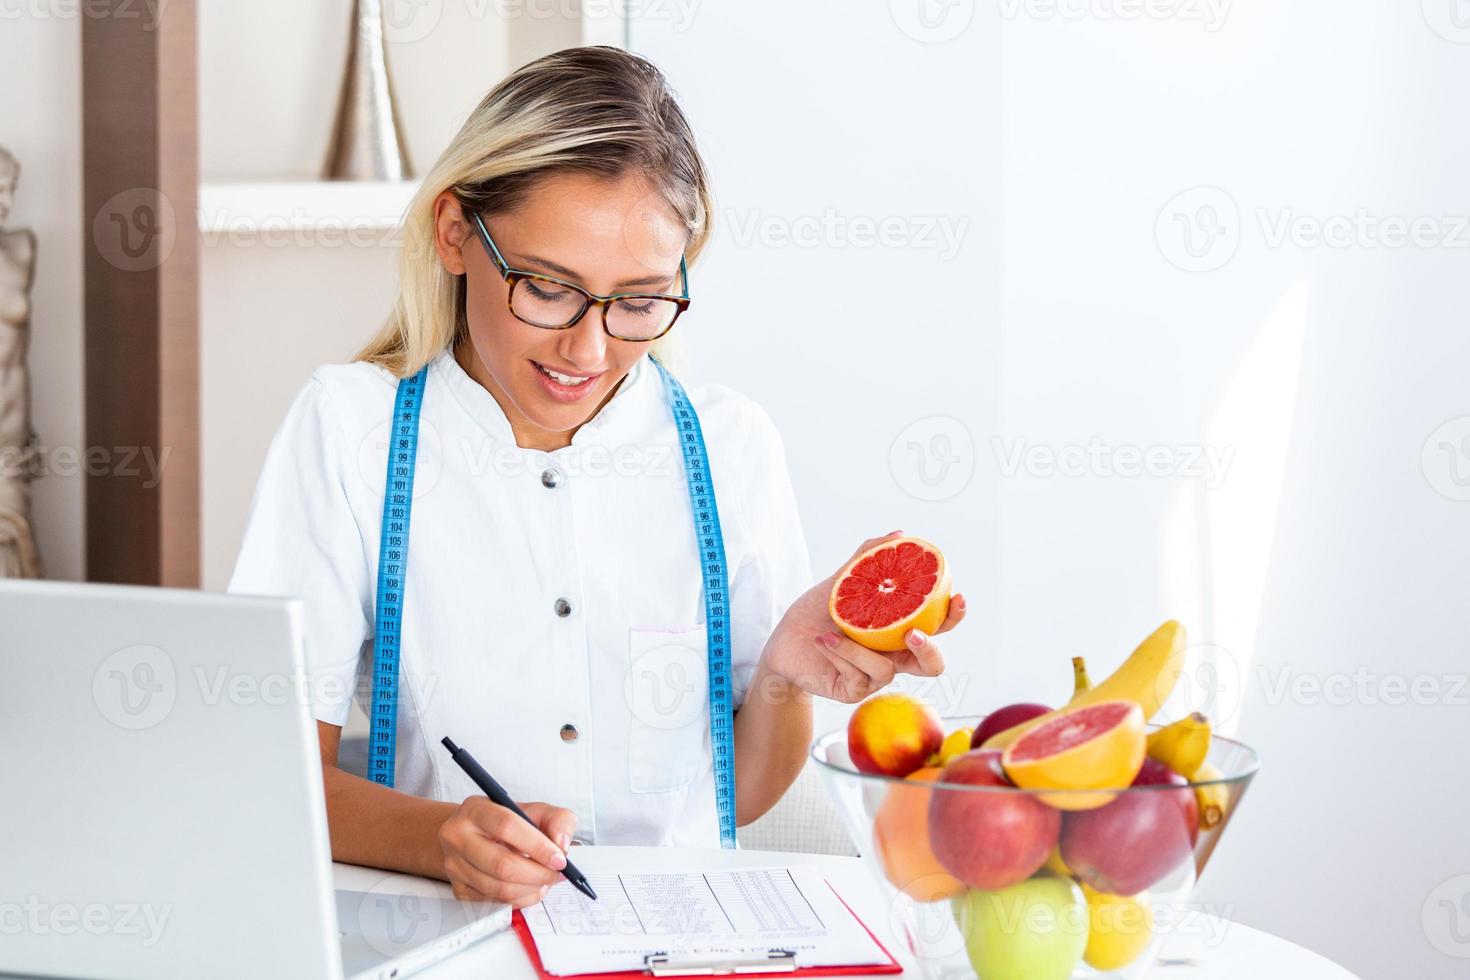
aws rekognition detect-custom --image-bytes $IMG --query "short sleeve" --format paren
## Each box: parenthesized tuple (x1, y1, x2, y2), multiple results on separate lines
(728, 399, 814, 709)
(227, 378, 372, 727)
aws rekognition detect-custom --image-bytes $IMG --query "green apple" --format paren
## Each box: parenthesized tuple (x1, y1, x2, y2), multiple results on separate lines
(952, 875, 1087, 980)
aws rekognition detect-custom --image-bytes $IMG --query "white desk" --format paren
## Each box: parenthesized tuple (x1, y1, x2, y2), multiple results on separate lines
(334, 847, 1356, 979)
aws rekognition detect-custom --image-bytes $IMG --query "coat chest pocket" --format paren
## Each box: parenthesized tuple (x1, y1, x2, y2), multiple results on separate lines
(625, 626, 710, 794)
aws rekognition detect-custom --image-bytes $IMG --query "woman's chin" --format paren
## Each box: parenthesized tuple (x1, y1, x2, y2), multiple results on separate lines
(515, 392, 595, 439)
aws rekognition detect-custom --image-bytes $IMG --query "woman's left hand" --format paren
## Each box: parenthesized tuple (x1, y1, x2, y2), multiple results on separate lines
(758, 531, 966, 704)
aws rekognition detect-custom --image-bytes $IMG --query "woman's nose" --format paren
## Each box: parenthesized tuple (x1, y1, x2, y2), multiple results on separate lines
(560, 305, 609, 367)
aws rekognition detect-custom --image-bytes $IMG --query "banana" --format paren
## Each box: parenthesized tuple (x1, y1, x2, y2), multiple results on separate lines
(1146, 712, 1212, 778)
(1071, 656, 1095, 699)
(1193, 761, 1229, 830)
(983, 620, 1188, 750)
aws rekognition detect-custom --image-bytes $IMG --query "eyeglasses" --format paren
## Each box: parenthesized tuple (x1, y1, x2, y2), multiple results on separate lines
(470, 211, 690, 342)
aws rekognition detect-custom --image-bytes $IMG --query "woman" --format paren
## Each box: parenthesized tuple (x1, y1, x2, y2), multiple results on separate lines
(230, 47, 965, 908)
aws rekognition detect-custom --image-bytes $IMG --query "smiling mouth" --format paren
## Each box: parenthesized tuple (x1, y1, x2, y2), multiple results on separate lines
(532, 360, 600, 387)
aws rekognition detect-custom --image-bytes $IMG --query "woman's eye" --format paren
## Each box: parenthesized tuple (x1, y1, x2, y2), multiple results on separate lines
(616, 299, 658, 318)
(526, 280, 573, 303)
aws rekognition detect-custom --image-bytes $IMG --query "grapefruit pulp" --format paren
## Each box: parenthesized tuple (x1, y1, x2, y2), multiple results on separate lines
(828, 537, 951, 652)
(1001, 700, 1146, 810)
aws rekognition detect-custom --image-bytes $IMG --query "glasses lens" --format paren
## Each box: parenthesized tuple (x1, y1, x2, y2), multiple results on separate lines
(511, 277, 586, 328)
(605, 296, 681, 340)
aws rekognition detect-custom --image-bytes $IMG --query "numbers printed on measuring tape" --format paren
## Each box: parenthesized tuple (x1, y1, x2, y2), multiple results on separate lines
(656, 359, 738, 849)
(367, 367, 427, 788)
(367, 359, 738, 847)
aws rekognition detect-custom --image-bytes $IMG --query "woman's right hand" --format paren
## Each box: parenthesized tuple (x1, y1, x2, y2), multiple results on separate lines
(438, 798, 578, 907)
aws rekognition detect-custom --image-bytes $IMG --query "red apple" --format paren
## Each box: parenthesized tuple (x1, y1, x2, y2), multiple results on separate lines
(971, 703, 1052, 749)
(1132, 757, 1200, 846)
(847, 694, 944, 777)
(927, 749, 1061, 891)
(1060, 757, 1199, 896)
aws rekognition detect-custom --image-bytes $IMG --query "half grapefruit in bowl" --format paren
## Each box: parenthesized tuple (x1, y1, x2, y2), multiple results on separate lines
(1001, 700, 1147, 811)
(829, 536, 951, 652)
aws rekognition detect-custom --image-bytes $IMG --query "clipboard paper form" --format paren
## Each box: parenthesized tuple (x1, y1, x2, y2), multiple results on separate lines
(516, 866, 901, 976)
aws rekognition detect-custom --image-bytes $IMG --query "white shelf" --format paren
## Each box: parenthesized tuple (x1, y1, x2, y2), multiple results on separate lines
(197, 180, 421, 235)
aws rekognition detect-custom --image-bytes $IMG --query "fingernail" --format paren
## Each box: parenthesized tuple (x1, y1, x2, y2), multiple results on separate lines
(954, 594, 966, 610)
(551, 850, 567, 870)
(908, 629, 928, 647)
(888, 529, 903, 536)
(817, 633, 841, 651)
(558, 832, 571, 850)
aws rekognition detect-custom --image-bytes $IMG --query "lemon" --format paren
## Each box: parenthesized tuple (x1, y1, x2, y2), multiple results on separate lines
(1043, 845, 1074, 878)
(1082, 884, 1154, 971)
(936, 727, 974, 766)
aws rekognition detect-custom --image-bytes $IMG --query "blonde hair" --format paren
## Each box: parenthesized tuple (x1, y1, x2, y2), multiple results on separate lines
(357, 46, 713, 377)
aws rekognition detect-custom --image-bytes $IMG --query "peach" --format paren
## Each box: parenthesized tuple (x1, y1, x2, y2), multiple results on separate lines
(847, 694, 943, 777)
(873, 767, 966, 901)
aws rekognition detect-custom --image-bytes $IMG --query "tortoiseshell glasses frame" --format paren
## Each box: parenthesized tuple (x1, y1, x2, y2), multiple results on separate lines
(470, 211, 691, 342)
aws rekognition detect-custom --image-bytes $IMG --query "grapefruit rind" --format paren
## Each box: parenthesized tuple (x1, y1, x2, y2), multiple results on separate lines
(1001, 700, 1147, 811)
(828, 537, 951, 653)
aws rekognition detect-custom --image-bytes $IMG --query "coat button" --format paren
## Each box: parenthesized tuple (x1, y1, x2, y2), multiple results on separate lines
(541, 467, 562, 489)
(554, 598, 573, 618)
(559, 724, 579, 743)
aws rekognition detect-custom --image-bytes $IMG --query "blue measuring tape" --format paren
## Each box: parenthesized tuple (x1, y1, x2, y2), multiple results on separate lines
(367, 367, 428, 787)
(367, 357, 738, 848)
(652, 358, 738, 849)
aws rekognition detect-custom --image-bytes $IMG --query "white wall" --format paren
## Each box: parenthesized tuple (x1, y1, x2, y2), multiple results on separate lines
(634, 3, 1469, 978)
(1, 13, 85, 582)
(199, 0, 518, 181)
(1, 1, 530, 587)
(629, 1, 1005, 745)
(198, 0, 521, 590)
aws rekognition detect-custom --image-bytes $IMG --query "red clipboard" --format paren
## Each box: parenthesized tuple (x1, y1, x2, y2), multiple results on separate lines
(511, 880, 904, 978)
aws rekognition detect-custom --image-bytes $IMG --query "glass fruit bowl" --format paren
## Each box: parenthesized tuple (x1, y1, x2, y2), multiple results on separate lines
(810, 717, 1259, 980)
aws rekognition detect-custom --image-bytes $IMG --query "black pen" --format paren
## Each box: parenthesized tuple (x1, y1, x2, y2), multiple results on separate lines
(439, 736, 598, 901)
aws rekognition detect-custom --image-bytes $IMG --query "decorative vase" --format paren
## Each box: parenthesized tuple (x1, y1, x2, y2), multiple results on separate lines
(323, 0, 415, 181)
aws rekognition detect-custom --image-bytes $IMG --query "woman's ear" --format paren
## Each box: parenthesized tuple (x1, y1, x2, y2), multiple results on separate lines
(432, 190, 472, 276)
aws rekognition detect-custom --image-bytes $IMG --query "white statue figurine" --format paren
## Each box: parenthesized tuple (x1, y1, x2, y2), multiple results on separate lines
(0, 146, 42, 578)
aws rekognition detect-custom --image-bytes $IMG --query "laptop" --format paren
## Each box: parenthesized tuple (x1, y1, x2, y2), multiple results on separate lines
(0, 580, 510, 980)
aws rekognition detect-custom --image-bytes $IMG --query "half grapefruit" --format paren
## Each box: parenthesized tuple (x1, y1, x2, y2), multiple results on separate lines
(828, 536, 951, 652)
(1001, 700, 1146, 810)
